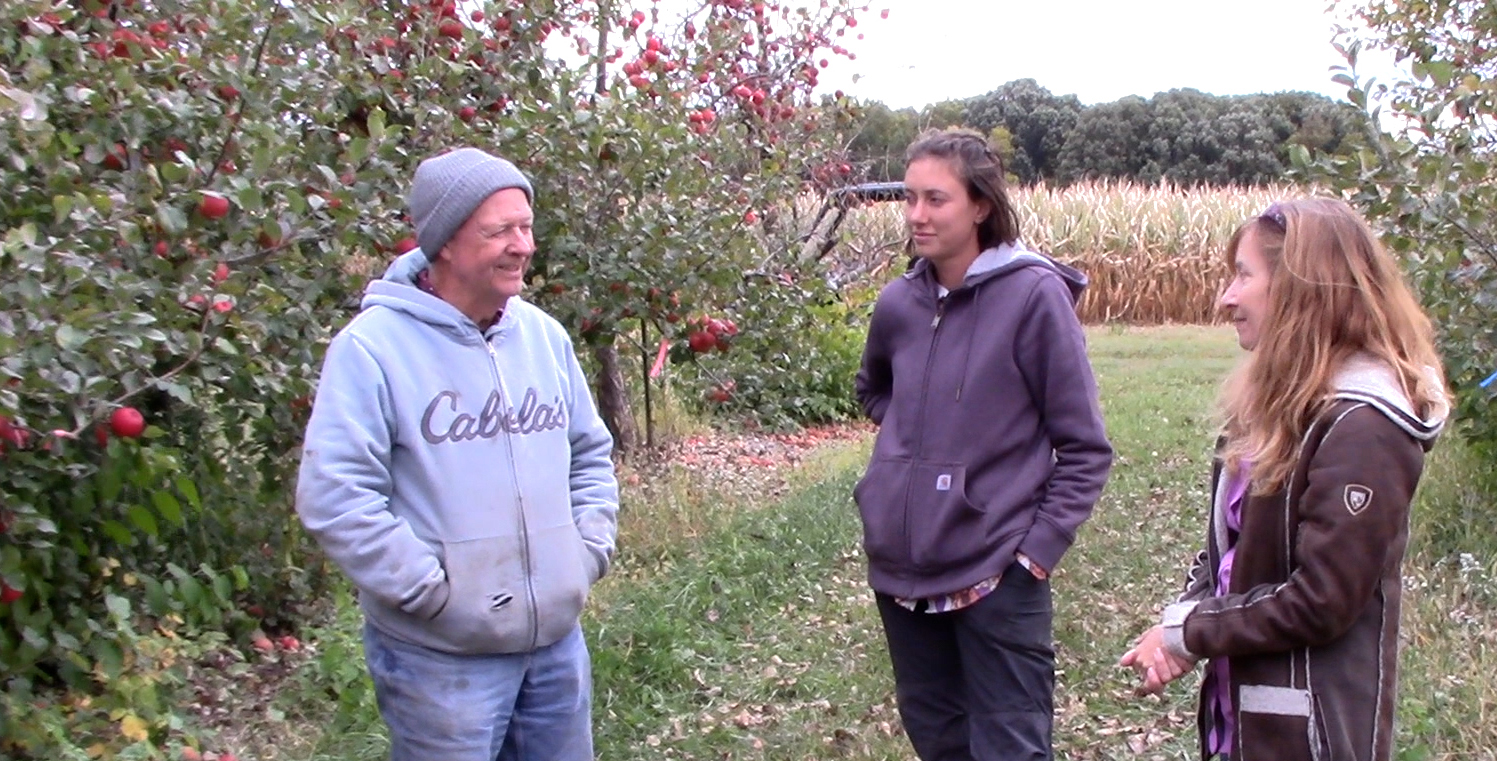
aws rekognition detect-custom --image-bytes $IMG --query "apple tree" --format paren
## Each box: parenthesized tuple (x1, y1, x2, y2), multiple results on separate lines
(0, 0, 877, 726)
(1310, 0, 1497, 480)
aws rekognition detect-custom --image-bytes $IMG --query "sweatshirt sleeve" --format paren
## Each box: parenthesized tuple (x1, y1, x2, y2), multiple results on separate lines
(1013, 274, 1115, 572)
(1162, 408, 1422, 661)
(855, 294, 894, 424)
(295, 332, 450, 620)
(563, 340, 619, 582)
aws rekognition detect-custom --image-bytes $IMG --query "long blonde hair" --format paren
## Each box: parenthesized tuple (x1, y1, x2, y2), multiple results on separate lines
(1220, 198, 1450, 493)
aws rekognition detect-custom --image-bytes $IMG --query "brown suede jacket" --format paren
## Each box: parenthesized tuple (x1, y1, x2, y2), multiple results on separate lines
(1161, 355, 1447, 761)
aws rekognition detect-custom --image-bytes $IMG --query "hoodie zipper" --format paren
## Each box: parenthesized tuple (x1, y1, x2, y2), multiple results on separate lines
(486, 340, 541, 651)
(902, 293, 947, 564)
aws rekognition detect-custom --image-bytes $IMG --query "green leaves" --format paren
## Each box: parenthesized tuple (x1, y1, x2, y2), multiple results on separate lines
(1310, 0, 1497, 514)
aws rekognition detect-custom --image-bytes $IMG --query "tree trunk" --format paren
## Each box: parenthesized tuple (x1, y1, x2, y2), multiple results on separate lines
(591, 341, 637, 458)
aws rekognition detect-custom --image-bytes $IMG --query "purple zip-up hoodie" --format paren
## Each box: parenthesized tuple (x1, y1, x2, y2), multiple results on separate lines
(853, 242, 1113, 599)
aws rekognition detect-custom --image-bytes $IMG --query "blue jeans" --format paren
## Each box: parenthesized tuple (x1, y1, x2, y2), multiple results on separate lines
(362, 622, 594, 761)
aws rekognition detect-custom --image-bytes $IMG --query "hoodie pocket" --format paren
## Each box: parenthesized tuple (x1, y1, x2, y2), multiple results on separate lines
(527, 523, 593, 645)
(855, 456, 911, 566)
(905, 461, 988, 569)
(430, 536, 530, 651)
(855, 458, 988, 570)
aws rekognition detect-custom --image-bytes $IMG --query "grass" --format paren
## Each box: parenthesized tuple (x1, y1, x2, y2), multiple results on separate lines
(228, 326, 1495, 761)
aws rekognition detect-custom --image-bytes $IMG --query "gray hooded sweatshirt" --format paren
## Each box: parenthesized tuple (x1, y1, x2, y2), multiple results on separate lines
(296, 250, 618, 655)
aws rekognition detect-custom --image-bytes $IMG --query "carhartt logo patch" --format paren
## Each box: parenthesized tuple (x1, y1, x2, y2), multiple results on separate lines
(1344, 485, 1373, 515)
(935, 474, 952, 491)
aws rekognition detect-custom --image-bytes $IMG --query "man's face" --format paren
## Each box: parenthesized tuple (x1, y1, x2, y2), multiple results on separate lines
(439, 188, 535, 305)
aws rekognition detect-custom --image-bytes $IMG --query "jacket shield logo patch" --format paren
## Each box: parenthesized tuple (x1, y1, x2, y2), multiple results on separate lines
(1344, 484, 1373, 515)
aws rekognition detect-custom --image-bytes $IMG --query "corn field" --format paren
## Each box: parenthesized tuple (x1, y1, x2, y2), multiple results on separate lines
(825, 181, 1287, 325)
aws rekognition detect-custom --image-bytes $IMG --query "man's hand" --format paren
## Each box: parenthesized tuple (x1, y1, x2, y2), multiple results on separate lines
(1119, 625, 1194, 696)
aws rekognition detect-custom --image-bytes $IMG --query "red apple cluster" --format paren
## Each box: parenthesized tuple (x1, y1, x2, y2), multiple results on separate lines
(0, 405, 147, 460)
(686, 315, 740, 354)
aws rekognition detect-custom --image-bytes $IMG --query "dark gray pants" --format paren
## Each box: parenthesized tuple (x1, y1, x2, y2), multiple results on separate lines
(876, 561, 1055, 761)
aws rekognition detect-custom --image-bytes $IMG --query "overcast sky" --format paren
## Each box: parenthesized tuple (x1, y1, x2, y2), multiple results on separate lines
(815, 0, 1381, 108)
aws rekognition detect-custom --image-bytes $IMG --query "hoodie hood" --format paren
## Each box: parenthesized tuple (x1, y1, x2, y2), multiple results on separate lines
(362, 248, 510, 345)
(383, 247, 429, 284)
(907, 241, 1088, 303)
(1331, 353, 1448, 447)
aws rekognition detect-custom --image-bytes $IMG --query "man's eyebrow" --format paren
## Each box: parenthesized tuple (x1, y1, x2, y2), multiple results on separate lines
(484, 218, 533, 230)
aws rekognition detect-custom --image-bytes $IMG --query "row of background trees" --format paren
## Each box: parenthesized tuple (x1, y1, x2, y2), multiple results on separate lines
(846, 78, 1367, 187)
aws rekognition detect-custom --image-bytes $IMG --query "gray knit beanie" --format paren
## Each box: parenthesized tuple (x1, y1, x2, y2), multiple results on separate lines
(409, 147, 534, 261)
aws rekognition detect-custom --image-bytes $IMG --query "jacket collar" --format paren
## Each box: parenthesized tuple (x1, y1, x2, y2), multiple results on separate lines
(1330, 353, 1448, 444)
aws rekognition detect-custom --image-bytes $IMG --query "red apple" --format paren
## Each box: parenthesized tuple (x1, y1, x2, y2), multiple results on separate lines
(197, 192, 230, 219)
(458, 106, 476, 122)
(102, 143, 128, 171)
(394, 237, 418, 254)
(688, 330, 715, 353)
(439, 20, 463, 39)
(0, 415, 18, 448)
(0, 582, 21, 605)
(109, 407, 146, 439)
(212, 262, 230, 284)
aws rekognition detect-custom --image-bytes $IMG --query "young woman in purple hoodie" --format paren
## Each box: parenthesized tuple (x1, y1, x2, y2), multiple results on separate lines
(854, 128, 1114, 761)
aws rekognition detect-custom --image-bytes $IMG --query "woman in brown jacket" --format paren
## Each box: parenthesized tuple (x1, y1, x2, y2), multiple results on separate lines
(1120, 198, 1451, 761)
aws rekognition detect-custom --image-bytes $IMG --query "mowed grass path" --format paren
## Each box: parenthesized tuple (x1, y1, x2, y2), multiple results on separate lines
(282, 326, 1494, 761)
(583, 326, 1236, 760)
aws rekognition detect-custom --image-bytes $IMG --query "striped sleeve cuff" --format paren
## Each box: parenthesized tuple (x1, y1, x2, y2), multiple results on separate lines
(1160, 600, 1200, 661)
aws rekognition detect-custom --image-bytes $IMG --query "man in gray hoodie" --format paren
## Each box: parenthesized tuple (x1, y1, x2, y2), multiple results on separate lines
(297, 148, 619, 761)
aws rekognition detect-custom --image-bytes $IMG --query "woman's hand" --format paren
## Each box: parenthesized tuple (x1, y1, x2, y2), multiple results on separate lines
(1120, 625, 1195, 696)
